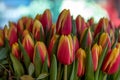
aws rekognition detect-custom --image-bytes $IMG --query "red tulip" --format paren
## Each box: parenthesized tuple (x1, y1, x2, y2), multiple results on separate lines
(40, 9, 52, 31)
(56, 9, 72, 35)
(34, 42, 50, 67)
(73, 36, 79, 53)
(32, 20, 44, 41)
(26, 18, 34, 32)
(92, 43, 102, 71)
(0, 30, 4, 46)
(22, 33, 34, 61)
(76, 48, 86, 77)
(102, 47, 120, 74)
(57, 35, 74, 65)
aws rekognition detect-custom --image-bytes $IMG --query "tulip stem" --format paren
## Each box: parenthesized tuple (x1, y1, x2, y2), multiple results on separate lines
(57, 63, 61, 80)
(103, 73, 107, 80)
(64, 65, 67, 80)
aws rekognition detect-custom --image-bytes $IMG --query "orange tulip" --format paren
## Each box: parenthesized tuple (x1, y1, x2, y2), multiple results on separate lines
(22, 33, 34, 61)
(12, 42, 21, 60)
(76, 48, 86, 77)
(57, 35, 74, 65)
(92, 43, 102, 71)
(56, 9, 72, 35)
(34, 42, 50, 67)
(32, 20, 44, 41)
(40, 9, 52, 31)
(102, 47, 120, 74)
(0, 29, 4, 46)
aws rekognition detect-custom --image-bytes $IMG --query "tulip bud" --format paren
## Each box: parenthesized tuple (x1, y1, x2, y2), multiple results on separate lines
(26, 18, 33, 32)
(57, 35, 74, 65)
(92, 43, 102, 71)
(32, 20, 44, 41)
(76, 48, 86, 77)
(73, 36, 79, 53)
(99, 32, 111, 48)
(8, 22, 18, 46)
(48, 35, 59, 57)
(76, 15, 86, 35)
(22, 33, 34, 61)
(12, 42, 21, 60)
(35, 14, 42, 21)
(17, 19, 24, 35)
(34, 42, 50, 67)
(87, 17, 94, 26)
(102, 48, 120, 74)
(56, 9, 72, 35)
(40, 9, 52, 31)
(51, 24, 56, 36)
(0, 30, 4, 46)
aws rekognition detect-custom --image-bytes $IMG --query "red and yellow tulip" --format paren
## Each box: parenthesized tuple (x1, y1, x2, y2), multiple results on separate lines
(73, 36, 79, 53)
(76, 48, 86, 77)
(0, 30, 4, 46)
(56, 9, 72, 35)
(57, 35, 74, 65)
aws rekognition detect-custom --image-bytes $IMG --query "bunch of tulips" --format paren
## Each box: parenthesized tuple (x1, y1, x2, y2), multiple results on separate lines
(0, 9, 120, 80)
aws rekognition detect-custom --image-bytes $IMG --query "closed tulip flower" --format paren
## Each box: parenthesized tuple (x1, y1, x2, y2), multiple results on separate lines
(76, 48, 86, 77)
(56, 9, 72, 35)
(26, 18, 34, 32)
(32, 20, 44, 41)
(73, 36, 79, 53)
(22, 33, 34, 61)
(92, 43, 102, 71)
(102, 47, 120, 74)
(0, 30, 4, 46)
(57, 35, 74, 65)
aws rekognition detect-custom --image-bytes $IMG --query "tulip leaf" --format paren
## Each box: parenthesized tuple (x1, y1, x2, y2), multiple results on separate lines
(95, 45, 108, 80)
(37, 73, 49, 80)
(20, 75, 34, 80)
(0, 48, 8, 60)
(33, 47, 42, 77)
(85, 47, 94, 80)
(10, 53, 24, 77)
(28, 63, 34, 76)
(71, 17, 77, 35)
(50, 54, 57, 80)
(18, 40, 31, 69)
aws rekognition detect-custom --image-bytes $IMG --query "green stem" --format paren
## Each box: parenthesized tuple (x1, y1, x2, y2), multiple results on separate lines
(57, 63, 61, 80)
(103, 73, 107, 80)
(64, 65, 67, 80)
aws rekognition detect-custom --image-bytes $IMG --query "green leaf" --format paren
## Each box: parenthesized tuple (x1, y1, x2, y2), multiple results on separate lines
(18, 40, 31, 69)
(28, 63, 34, 76)
(37, 73, 49, 80)
(33, 47, 42, 77)
(0, 48, 8, 60)
(71, 17, 77, 35)
(85, 47, 94, 80)
(50, 54, 57, 80)
(20, 75, 34, 80)
(10, 53, 24, 77)
(95, 45, 108, 80)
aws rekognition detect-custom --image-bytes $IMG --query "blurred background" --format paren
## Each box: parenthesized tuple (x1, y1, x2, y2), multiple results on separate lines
(0, 0, 120, 29)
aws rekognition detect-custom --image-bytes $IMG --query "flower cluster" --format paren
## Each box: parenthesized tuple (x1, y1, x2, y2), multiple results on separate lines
(0, 9, 120, 80)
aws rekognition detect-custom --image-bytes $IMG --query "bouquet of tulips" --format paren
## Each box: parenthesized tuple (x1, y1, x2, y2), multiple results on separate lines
(0, 9, 120, 80)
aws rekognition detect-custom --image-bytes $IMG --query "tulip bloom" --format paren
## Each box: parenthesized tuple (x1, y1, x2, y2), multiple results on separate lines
(92, 43, 102, 71)
(102, 48, 120, 74)
(32, 20, 44, 41)
(40, 9, 52, 31)
(0, 30, 4, 46)
(56, 9, 72, 35)
(34, 42, 50, 67)
(99, 32, 111, 48)
(73, 36, 79, 53)
(48, 35, 59, 57)
(22, 33, 34, 61)
(26, 18, 34, 32)
(17, 19, 24, 35)
(76, 48, 86, 77)
(12, 42, 21, 60)
(57, 35, 74, 65)
(8, 22, 18, 46)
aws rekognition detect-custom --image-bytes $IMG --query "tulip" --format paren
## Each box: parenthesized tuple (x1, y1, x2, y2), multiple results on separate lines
(12, 42, 21, 60)
(76, 15, 86, 35)
(34, 42, 50, 67)
(102, 47, 120, 74)
(32, 20, 44, 41)
(57, 35, 74, 65)
(56, 9, 72, 35)
(8, 22, 18, 46)
(26, 18, 34, 32)
(40, 9, 52, 31)
(35, 14, 42, 21)
(17, 19, 24, 35)
(87, 17, 94, 26)
(76, 48, 86, 77)
(0, 30, 4, 46)
(48, 35, 59, 57)
(73, 36, 79, 53)
(99, 32, 111, 48)
(22, 33, 34, 61)
(51, 24, 56, 36)
(22, 29, 29, 39)
(92, 43, 102, 71)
